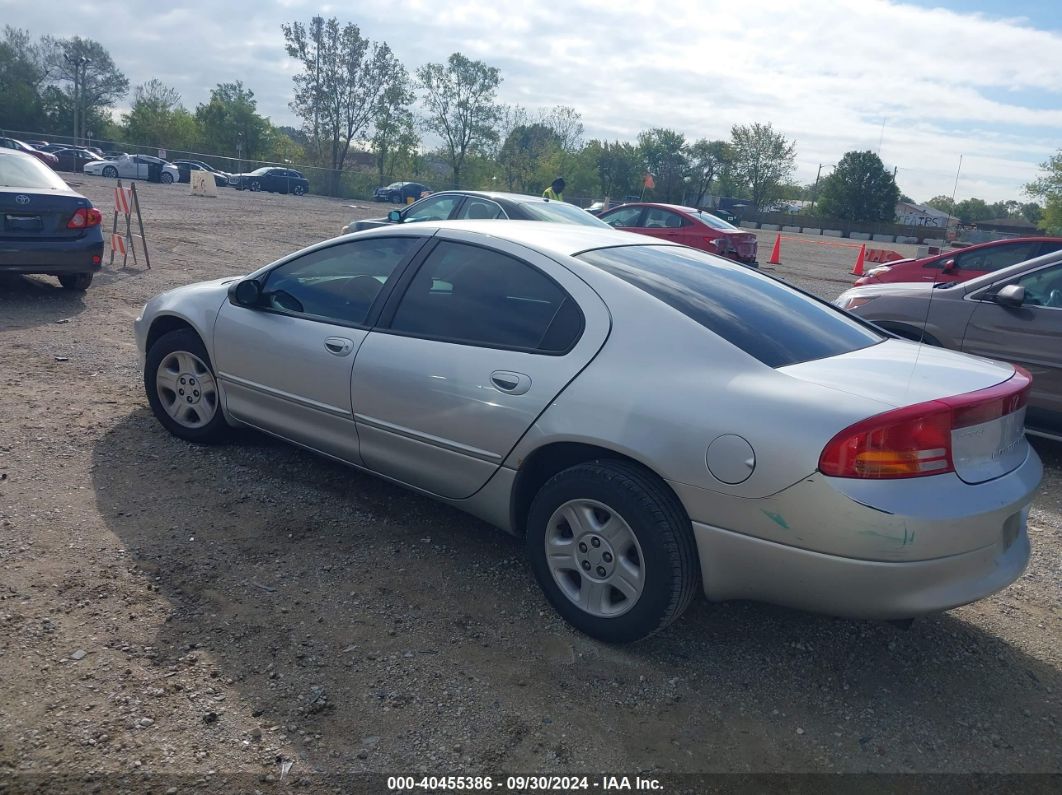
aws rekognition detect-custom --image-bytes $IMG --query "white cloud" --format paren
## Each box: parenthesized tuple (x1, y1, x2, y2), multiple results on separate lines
(3, 0, 1059, 201)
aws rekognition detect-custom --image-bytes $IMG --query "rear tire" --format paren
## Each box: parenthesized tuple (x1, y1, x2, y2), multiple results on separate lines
(293, 184, 306, 196)
(161, 172, 174, 184)
(102, 166, 118, 178)
(526, 460, 700, 643)
(249, 180, 261, 192)
(58, 273, 93, 291)
(145, 328, 231, 444)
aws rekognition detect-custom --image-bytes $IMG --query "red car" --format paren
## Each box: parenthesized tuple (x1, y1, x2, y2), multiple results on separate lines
(598, 202, 759, 265)
(855, 236, 1062, 286)
(0, 137, 59, 169)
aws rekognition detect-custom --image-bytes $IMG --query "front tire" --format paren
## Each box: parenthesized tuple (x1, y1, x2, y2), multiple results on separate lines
(526, 460, 700, 643)
(144, 329, 230, 444)
(249, 180, 261, 192)
(293, 184, 305, 196)
(58, 272, 93, 291)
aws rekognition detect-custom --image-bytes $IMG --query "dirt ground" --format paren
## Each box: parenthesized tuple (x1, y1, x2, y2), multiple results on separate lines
(1, 177, 1059, 790)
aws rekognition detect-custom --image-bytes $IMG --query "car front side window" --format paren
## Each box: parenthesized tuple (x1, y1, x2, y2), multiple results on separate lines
(1015, 264, 1062, 308)
(403, 195, 463, 223)
(260, 237, 420, 326)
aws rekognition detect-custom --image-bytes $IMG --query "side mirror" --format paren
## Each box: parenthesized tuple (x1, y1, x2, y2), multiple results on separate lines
(230, 279, 262, 307)
(940, 259, 956, 274)
(387, 209, 402, 223)
(994, 284, 1025, 308)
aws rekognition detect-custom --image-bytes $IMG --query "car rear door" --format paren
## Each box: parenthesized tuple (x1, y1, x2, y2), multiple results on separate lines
(212, 235, 426, 463)
(961, 262, 1062, 431)
(599, 205, 646, 232)
(349, 231, 610, 499)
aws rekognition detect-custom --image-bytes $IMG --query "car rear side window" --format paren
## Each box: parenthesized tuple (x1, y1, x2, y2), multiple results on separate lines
(389, 241, 582, 353)
(577, 245, 883, 367)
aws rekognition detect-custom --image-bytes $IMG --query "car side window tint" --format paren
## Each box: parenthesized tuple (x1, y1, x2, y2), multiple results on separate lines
(602, 206, 644, 228)
(389, 241, 582, 352)
(1015, 264, 1062, 308)
(456, 198, 505, 220)
(261, 237, 419, 325)
(403, 195, 462, 223)
(643, 208, 683, 228)
(957, 242, 1040, 272)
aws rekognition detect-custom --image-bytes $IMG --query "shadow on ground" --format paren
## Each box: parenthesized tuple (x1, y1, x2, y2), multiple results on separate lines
(90, 409, 1061, 774)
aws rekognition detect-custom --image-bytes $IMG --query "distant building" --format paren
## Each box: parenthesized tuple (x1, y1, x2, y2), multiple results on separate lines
(974, 217, 1042, 236)
(895, 201, 958, 228)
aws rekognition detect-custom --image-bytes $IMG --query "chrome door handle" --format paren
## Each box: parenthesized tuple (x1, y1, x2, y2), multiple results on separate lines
(490, 370, 531, 395)
(324, 337, 354, 356)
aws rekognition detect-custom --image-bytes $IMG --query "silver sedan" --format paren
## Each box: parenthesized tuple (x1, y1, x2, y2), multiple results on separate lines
(135, 222, 1041, 642)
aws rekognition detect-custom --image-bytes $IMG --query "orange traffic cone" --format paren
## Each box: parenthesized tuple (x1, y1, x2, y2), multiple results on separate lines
(767, 233, 781, 265)
(850, 244, 866, 276)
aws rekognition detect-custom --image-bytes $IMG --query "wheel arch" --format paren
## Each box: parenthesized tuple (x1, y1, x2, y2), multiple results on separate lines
(146, 314, 203, 356)
(509, 441, 687, 537)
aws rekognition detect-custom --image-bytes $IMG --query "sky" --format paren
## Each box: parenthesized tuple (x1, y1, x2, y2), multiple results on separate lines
(4, 0, 1061, 203)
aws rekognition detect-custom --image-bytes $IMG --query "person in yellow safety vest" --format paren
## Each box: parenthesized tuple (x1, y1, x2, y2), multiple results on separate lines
(543, 177, 566, 202)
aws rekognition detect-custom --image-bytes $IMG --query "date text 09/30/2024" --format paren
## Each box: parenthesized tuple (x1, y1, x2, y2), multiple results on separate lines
(387, 775, 664, 791)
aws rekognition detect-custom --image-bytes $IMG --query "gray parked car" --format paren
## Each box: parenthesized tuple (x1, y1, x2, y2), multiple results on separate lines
(135, 222, 1041, 642)
(836, 249, 1062, 441)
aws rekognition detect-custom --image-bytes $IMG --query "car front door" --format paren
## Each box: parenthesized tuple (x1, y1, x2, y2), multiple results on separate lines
(349, 232, 610, 499)
(962, 262, 1062, 432)
(642, 207, 689, 244)
(212, 235, 426, 462)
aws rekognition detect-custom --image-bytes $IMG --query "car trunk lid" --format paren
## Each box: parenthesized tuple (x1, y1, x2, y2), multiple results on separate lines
(0, 188, 91, 241)
(782, 339, 1029, 484)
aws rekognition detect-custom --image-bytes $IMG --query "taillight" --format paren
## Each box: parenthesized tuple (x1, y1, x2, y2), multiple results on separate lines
(819, 369, 1031, 479)
(67, 207, 103, 229)
(710, 237, 730, 254)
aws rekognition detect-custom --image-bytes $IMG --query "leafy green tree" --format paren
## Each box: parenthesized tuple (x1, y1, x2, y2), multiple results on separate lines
(815, 150, 900, 222)
(499, 122, 560, 193)
(123, 80, 196, 150)
(371, 65, 417, 185)
(417, 53, 502, 188)
(0, 27, 49, 131)
(1025, 151, 1062, 234)
(924, 195, 955, 214)
(638, 128, 687, 203)
(195, 82, 271, 162)
(1021, 201, 1043, 225)
(953, 197, 992, 224)
(41, 35, 128, 141)
(540, 105, 583, 173)
(728, 122, 797, 209)
(686, 139, 731, 207)
(283, 16, 404, 193)
(585, 139, 641, 200)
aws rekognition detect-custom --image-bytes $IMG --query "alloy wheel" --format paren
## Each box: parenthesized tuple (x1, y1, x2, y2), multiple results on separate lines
(155, 351, 219, 429)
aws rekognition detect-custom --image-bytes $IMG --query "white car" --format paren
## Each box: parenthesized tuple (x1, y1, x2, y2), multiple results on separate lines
(83, 153, 179, 184)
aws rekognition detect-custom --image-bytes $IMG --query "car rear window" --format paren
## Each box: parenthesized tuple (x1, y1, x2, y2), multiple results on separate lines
(577, 245, 884, 367)
(0, 153, 71, 190)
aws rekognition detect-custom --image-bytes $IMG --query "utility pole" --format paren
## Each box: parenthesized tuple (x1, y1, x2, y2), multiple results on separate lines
(65, 53, 90, 145)
(810, 163, 833, 212)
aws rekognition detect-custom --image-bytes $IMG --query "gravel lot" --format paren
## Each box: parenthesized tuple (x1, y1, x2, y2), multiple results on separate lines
(1, 177, 1059, 789)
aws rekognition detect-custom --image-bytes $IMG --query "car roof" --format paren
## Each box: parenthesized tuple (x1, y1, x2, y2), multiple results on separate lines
(605, 202, 702, 214)
(429, 190, 561, 205)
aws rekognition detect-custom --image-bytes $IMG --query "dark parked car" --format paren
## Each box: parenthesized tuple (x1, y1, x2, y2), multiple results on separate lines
(836, 249, 1062, 440)
(343, 190, 611, 234)
(52, 148, 105, 173)
(232, 167, 309, 195)
(0, 149, 104, 290)
(373, 181, 430, 203)
(0, 137, 59, 169)
(173, 159, 232, 187)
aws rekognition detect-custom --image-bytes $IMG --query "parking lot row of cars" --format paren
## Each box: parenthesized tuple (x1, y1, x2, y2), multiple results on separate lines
(0, 136, 310, 194)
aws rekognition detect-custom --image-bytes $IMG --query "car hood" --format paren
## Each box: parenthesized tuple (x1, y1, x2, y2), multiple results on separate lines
(778, 338, 1015, 408)
(835, 281, 941, 304)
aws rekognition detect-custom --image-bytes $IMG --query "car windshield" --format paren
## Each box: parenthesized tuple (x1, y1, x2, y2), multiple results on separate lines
(694, 211, 739, 231)
(521, 201, 611, 227)
(249, 167, 272, 176)
(577, 245, 884, 368)
(0, 154, 70, 190)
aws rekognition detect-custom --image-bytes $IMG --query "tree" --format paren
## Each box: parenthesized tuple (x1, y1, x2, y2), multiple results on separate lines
(1021, 201, 1043, 225)
(686, 139, 731, 207)
(123, 80, 196, 150)
(953, 197, 992, 224)
(1025, 150, 1062, 234)
(498, 121, 560, 193)
(417, 53, 502, 188)
(814, 150, 900, 222)
(727, 122, 797, 209)
(0, 27, 49, 131)
(195, 82, 271, 161)
(540, 105, 583, 172)
(589, 139, 641, 200)
(371, 65, 417, 185)
(638, 128, 687, 203)
(283, 16, 404, 194)
(41, 35, 128, 141)
(924, 195, 955, 214)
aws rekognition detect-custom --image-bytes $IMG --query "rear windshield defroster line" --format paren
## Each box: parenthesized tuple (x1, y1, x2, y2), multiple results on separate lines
(576, 245, 884, 368)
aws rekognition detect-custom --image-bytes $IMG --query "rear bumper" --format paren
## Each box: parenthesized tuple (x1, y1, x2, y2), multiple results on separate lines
(692, 518, 1029, 619)
(0, 232, 104, 274)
